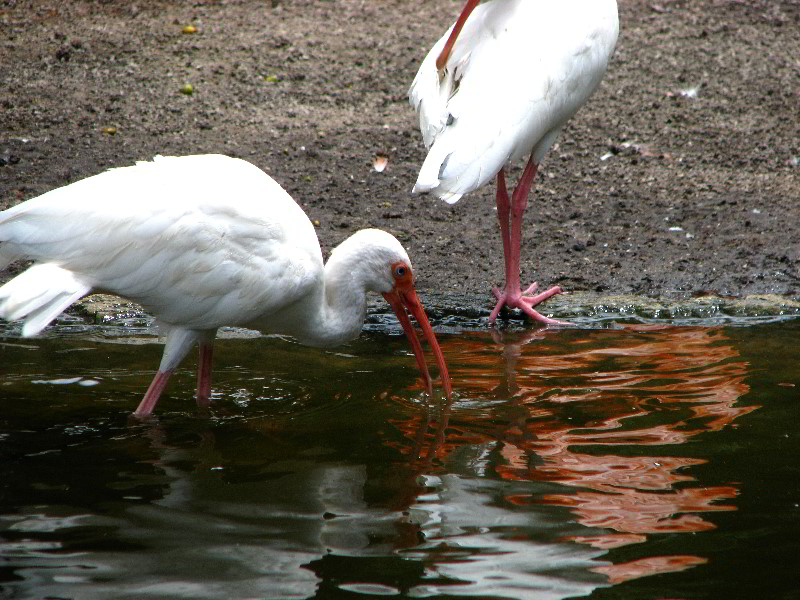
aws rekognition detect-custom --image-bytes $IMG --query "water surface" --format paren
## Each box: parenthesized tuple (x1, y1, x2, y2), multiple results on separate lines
(1, 313, 799, 599)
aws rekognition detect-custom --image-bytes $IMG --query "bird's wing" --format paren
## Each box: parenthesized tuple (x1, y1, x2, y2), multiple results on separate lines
(408, 0, 496, 151)
(410, 0, 619, 203)
(0, 155, 324, 332)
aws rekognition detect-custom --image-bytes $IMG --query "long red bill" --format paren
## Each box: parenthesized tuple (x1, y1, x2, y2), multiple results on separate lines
(435, 0, 480, 72)
(383, 289, 452, 399)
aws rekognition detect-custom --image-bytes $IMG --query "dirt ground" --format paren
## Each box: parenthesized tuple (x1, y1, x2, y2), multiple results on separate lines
(1, 0, 799, 313)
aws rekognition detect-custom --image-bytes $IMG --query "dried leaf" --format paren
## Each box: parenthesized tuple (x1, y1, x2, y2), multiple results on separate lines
(373, 153, 388, 173)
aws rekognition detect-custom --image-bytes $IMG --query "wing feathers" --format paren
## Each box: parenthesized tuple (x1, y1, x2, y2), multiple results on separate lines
(0, 264, 91, 336)
(0, 154, 324, 334)
(409, 0, 619, 202)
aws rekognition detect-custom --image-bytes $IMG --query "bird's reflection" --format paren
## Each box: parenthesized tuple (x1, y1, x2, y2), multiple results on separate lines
(388, 323, 753, 584)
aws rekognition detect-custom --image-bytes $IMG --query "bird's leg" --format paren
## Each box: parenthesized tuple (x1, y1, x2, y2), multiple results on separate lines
(133, 370, 174, 418)
(131, 328, 212, 417)
(496, 169, 513, 282)
(195, 341, 214, 407)
(436, 0, 480, 73)
(489, 155, 567, 325)
(509, 157, 567, 322)
(490, 170, 512, 322)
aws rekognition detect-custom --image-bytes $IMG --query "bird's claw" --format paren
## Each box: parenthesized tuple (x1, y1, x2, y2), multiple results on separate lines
(521, 282, 540, 296)
(488, 284, 570, 326)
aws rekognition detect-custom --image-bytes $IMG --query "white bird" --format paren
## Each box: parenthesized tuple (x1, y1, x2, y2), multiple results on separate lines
(0, 154, 451, 417)
(409, 0, 619, 324)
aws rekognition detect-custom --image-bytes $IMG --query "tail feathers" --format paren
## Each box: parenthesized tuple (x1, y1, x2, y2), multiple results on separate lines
(412, 148, 447, 196)
(412, 181, 464, 205)
(412, 145, 470, 205)
(0, 264, 91, 336)
(408, 33, 449, 149)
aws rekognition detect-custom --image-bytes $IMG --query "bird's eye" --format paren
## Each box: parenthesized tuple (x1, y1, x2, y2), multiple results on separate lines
(393, 265, 407, 278)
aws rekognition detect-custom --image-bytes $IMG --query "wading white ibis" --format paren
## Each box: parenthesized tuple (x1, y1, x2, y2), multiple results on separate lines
(0, 154, 451, 417)
(409, 0, 619, 324)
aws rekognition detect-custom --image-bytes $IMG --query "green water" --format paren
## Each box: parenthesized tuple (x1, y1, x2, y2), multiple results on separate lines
(1, 313, 799, 599)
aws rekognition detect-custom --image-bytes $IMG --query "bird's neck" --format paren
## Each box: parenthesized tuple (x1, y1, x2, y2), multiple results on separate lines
(287, 246, 372, 349)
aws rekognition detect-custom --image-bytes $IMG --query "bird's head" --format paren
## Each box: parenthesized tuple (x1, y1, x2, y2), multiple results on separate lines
(332, 229, 451, 398)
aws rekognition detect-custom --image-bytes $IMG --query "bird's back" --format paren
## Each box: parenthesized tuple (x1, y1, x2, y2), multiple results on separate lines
(0, 154, 323, 332)
(410, 0, 619, 203)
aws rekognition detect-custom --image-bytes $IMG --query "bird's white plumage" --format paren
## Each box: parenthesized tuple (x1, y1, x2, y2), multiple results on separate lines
(0, 155, 322, 335)
(409, 0, 619, 203)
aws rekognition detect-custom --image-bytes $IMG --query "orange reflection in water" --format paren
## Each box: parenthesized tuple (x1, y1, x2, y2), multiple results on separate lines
(591, 554, 709, 584)
(389, 324, 754, 582)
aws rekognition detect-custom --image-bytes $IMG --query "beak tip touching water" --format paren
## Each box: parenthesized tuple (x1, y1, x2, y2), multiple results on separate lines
(383, 288, 452, 399)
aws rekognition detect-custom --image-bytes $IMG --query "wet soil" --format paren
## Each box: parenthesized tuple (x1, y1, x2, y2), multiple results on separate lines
(1, 0, 799, 314)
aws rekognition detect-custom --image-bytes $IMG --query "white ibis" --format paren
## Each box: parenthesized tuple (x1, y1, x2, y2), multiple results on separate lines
(409, 0, 619, 324)
(0, 154, 451, 417)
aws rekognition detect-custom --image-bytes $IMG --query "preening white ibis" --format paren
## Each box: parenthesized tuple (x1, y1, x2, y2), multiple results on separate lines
(409, 0, 619, 324)
(0, 154, 451, 417)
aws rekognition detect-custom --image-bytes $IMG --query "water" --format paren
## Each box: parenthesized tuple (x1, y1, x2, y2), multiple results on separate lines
(1, 312, 799, 599)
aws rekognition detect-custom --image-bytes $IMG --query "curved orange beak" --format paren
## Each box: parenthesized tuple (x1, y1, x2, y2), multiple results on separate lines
(382, 285, 452, 399)
(435, 0, 480, 72)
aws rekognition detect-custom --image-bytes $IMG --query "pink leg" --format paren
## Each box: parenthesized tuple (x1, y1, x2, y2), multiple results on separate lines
(495, 169, 512, 286)
(489, 155, 568, 325)
(490, 170, 513, 322)
(196, 342, 214, 407)
(133, 369, 174, 418)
